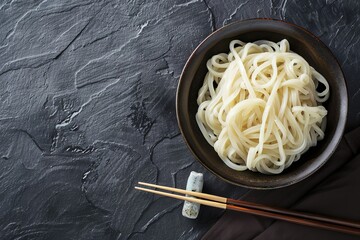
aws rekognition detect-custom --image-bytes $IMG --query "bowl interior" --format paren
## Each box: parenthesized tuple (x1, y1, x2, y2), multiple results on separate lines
(177, 19, 347, 189)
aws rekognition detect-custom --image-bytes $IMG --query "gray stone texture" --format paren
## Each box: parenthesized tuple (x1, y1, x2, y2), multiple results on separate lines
(0, 0, 359, 239)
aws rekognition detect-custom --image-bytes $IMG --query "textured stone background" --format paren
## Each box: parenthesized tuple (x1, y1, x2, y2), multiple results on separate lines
(0, 0, 359, 239)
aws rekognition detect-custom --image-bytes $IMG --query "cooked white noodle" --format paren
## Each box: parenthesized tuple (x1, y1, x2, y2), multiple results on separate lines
(196, 39, 329, 174)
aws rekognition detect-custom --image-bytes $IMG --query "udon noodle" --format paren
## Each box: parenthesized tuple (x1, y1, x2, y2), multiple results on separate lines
(196, 39, 329, 174)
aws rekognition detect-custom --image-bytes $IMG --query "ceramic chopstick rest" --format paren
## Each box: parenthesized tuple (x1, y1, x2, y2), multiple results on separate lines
(182, 171, 204, 219)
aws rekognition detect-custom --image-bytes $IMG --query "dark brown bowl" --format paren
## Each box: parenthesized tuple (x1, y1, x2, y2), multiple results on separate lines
(176, 19, 348, 189)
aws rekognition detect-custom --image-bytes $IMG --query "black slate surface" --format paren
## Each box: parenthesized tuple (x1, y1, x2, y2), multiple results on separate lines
(0, 0, 359, 239)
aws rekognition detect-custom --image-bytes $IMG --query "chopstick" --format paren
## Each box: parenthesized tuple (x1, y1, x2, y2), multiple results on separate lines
(138, 182, 360, 229)
(135, 182, 360, 236)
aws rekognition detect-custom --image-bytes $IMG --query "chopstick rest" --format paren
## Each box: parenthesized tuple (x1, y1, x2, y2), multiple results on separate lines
(182, 171, 204, 219)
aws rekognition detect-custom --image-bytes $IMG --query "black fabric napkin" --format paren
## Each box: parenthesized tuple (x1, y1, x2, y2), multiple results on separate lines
(202, 127, 360, 240)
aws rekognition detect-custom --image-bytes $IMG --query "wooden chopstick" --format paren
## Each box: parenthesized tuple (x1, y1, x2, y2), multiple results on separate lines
(138, 182, 360, 229)
(135, 186, 226, 209)
(138, 182, 226, 203)
(136, 182, 360, 236)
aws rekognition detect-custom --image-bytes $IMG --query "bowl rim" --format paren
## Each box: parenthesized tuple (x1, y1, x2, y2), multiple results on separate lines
(176, 18, 348, 189)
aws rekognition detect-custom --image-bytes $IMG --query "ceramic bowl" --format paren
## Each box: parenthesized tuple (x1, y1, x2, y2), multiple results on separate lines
(176, 19, 348, 189)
